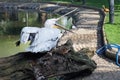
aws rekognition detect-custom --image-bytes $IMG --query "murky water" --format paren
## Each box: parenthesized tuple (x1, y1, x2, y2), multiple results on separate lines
(0, 9, 73, 57)
(0, 35, 29, 57)
(0, 9, 51, 57)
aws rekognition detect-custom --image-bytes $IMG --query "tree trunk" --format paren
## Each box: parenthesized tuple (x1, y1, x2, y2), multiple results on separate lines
(0, 40, 96, 80)
(109, 0, 114, 24)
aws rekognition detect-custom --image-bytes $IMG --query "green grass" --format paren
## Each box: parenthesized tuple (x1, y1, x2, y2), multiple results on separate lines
(50, 0, 120, 44)
(104, 24, 120, 44)
(104, 11, 120, 44)
(87, 0, 120, 44)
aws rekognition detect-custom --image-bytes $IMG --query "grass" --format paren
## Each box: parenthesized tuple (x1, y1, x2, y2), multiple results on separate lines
(104, 11, 120, 44)
(50, 0, 120, 45)
(86, 1, 120, 44)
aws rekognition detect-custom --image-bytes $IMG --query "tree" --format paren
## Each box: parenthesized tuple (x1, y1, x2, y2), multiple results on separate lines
(108, 0, 114, 24)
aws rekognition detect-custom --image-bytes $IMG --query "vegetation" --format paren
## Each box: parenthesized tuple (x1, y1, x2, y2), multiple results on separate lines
(0, 0, 119, 44)
(104, 11, 120, 44)
(50, 0, 120, 44)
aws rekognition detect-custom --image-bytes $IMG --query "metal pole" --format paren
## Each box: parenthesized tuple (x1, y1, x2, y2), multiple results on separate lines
(109, 0, 114, 24)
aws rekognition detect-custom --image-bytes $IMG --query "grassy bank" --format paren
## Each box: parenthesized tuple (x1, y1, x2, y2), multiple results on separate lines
(80, 0, 120, 44)
(52, 0, 120, 44)
(84, 0, 120, 44)
(104, 11, 120, 44)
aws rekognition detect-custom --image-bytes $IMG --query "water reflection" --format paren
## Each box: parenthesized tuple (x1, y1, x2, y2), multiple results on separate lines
(0, 9, 73, 57)
(0, 9, 47, 35)
(0, 9, 59, 57)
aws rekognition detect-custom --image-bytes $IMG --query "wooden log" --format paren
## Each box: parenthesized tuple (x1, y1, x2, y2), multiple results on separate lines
(0, 40, 96, 80)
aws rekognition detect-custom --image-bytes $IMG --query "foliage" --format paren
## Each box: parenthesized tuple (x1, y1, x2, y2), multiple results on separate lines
(5, 26, 22, 35)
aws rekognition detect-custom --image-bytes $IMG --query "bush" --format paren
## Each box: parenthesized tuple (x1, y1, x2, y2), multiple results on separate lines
(5, 26, 22, 35)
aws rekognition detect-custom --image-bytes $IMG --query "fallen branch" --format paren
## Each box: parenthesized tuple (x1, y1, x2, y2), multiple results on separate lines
(0, 40, 96, 80)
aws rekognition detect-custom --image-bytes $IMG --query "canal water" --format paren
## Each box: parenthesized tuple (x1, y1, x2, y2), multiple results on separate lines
(0, 9, 73, 57)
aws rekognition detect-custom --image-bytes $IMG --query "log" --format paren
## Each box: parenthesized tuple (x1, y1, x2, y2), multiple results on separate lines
(0, 40, 96, 80)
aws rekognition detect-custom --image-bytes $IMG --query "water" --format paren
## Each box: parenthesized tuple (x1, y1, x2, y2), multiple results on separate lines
(0, 9, 46, 57)
(0, 35, 29, 57)
(0, 9, 73, 57)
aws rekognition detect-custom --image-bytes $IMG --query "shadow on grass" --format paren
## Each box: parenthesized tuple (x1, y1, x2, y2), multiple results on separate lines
(105, 22, 120, 25)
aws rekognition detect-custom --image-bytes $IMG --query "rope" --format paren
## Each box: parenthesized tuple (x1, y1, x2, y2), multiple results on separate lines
(96, 44, 120, 66)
